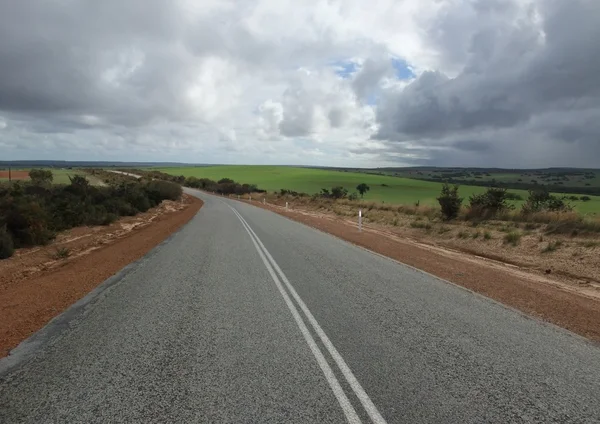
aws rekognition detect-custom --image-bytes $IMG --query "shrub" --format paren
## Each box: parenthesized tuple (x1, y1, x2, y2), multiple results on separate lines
(348, 192, 359, 201)
(145, 180, 182, 203)
(410, 221, 431, 230)
(4, 197, 55, 247)
(331, 186, 348, 199)
(0, 226, 14, 259)
(457, 230, 469, 239)
(580, 196, 591, 202)
(437, 184, 463, 220)
(29, 169, 53, 186)
(438, 226, 450, 234)
(483, 231, 492, 240)
(542, 240, 563, 253)
(522, 188, 572, 214)
(467, 187, 513, 219)
(503, 231, 522, 246)
(51, 247, 71, 259)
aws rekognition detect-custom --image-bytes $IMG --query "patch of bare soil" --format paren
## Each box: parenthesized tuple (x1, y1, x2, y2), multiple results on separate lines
(0, 170, 29, 180)
(240, 197, 600, 343)
(0, 194, 202, 357)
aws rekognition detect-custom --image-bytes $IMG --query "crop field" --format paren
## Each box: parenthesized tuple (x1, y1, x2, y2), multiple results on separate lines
(156, 166, 600, 215)
(379, 168, 600, 189)
(0, 169, 104, 186)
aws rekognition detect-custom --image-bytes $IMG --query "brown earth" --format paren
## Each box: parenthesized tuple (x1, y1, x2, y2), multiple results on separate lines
(0, 170, 29, 180)
(236, 197, 600, 343)
(0, 194, 202, 357)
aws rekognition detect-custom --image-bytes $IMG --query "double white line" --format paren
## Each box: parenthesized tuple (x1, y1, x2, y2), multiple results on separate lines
(227, 203, 387, 424)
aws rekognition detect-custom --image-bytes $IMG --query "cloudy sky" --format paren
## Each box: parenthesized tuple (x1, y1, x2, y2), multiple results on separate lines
(0, 0, 598, 167)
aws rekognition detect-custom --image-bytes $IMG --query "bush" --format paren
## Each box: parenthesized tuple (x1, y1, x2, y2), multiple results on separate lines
(348, 192, 359, 201)
(580, 196, 591, 202)
(521, 188, 572, 214)
(503, 231, 522, 246)
(331, 186, 348, 199)
(51, 247, 71, 259)
(0, 173, 188, 259)
(0, 226, 14, 259)
(145, 180, 182, 203)
(437, 184, 463, 220)
(467, 187, 513, 219)
(3, 197, 55, 247)
(29, 169, 53, 186)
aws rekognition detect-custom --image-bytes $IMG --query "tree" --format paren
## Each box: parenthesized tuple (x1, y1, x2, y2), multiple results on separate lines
(356, 183, 370, 198)
(330, 186, 348, 199)
(437, 184, 463, 220)
(29, 169, 53, 186)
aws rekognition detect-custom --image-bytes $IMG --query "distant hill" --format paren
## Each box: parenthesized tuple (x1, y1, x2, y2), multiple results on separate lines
(0, 160, 212, 168)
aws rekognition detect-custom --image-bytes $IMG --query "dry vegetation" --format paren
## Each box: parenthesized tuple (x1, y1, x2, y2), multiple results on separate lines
(244, 191, 600, 285)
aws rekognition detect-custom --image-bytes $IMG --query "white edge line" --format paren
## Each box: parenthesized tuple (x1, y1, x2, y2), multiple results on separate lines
(227, 204, 362, 424)
(227, 202, 388, 424)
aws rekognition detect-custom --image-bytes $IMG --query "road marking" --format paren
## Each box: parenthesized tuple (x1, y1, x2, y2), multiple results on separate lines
(226, 206, 361, 423)
(226, 202, 388, 424)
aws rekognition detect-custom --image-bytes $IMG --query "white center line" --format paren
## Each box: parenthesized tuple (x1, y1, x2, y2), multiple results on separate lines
(226, 204, 361, 423)
(226, 201, 388, 424)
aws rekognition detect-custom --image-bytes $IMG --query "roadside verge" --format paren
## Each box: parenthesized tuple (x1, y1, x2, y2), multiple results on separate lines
(0, 194, 203, 358)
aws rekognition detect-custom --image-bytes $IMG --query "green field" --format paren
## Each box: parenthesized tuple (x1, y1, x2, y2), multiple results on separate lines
(156, 166, 600, 215)
(0, 169, 104, 186)
(378, 168, 600, 189)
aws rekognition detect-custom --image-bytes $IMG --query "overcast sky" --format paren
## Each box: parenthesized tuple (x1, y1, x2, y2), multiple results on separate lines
(0, 0, 598, 168)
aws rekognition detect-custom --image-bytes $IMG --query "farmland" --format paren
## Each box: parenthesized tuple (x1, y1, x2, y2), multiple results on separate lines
(0, 169, 105, 186)
(155, 166, 600, 214)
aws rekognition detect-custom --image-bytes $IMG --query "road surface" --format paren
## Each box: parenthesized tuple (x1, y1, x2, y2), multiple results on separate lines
(1, 190, 599, 423)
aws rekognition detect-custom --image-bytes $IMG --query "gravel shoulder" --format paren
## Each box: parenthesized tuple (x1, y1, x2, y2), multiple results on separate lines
(0, 194, 202, 357)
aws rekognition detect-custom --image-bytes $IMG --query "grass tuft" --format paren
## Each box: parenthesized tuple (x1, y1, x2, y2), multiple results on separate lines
(503, 231, 522, 246)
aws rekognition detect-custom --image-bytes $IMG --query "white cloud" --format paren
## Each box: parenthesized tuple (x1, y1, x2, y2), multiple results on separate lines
(0, 0, 598, 167)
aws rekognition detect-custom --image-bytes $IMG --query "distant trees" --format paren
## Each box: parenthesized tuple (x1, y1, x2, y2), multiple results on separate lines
(356, 183, 370, 198)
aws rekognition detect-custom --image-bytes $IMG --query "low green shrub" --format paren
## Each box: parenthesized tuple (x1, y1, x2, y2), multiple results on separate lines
(0, 175, 184, 260)
(503, 231, 522, 246)
(0, 226, 14, 259)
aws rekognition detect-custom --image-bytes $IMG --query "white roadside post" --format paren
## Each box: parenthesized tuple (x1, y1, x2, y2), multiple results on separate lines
(263, 198, 266, 205)
(249, 195, 252, 201)
(358, 209, 362, 232)
(285, 201, 288, 210)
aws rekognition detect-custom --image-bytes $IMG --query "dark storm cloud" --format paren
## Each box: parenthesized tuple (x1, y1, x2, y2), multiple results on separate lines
(374, 0, 600, 167)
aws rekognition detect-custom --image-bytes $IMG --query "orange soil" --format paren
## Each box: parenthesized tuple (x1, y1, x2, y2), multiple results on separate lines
(0, 195, 202, 357)
(0, 170, 29, 180)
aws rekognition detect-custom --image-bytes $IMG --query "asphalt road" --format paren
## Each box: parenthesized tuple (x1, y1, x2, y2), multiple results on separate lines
(1, 190, 600, 423)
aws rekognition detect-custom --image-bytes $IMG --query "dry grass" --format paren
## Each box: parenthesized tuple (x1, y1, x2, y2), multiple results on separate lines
(542, 240, 563, 253)
(503, 231, 522, 246)
(267, 192, 600, 240)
